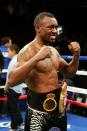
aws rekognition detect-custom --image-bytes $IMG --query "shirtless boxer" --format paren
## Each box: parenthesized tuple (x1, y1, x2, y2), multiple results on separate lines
(5, 12, 80, 131)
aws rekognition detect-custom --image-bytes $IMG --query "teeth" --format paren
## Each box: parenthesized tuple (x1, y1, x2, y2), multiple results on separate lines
(50, 36, 56, 39)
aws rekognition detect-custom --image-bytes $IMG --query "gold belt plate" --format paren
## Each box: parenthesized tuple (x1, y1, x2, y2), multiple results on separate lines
(43, 93, 57, 112)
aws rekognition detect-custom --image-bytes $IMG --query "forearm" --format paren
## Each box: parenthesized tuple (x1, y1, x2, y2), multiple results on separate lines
(4, 82, 11, 94)
(67, 52, 80, 76)
(7, 56, 38, 87)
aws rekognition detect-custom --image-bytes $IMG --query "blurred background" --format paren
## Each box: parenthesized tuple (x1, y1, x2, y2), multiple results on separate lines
(0, 0, 87, 55)
(0, 1, 87, 126)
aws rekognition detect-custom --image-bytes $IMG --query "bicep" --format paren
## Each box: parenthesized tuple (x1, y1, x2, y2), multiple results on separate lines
(16, 45, 31, 67)
(8, 51, 27, 73)
(59, 57, 69, 74)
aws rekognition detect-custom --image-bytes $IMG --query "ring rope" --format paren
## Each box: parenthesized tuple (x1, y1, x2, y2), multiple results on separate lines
(0, 55, 87, 109)
(0, 95, 27, 101)
(67, 86, 87, 94)
(62, 55, 87, 60)
(0, 95, 87, 108)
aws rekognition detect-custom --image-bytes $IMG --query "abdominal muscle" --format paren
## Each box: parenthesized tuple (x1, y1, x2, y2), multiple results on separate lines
(26, 69, 60, 93)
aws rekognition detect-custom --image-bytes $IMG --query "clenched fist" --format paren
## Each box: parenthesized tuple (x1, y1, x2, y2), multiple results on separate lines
(68, 41, 80, 54)
(35, 46, 51, 61)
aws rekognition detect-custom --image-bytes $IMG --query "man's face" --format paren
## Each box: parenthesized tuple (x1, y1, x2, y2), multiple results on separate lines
(36, 16, 58, 44)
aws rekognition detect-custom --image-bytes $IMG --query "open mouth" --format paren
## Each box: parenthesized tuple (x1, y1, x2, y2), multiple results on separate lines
(50, 35, 56, 39)
(50, 35, 56, 41)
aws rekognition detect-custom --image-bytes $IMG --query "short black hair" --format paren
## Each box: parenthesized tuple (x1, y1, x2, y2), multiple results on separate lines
(0, 36, 11, 45)
(8, 44, 19, 54)
(34, 12, 55, 27)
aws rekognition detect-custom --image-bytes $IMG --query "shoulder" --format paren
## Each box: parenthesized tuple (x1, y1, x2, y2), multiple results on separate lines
(17, 42, 35, 62)
(49, 46, 61, 57)
(18, 43, 30, 57)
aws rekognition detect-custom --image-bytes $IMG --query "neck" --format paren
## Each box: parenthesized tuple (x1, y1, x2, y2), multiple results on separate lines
(34, 36, 50, 47)
(32, 37, 43, 51)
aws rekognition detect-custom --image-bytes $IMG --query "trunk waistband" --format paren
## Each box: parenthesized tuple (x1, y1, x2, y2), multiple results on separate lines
(28, 83, 67, 114)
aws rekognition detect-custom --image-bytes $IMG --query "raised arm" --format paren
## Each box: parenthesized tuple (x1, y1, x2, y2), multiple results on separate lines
(59, 41, 80, 78)
(6, 45, 51, 87)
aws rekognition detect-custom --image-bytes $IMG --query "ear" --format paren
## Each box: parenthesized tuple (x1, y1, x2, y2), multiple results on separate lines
(35, 24, 41, 33)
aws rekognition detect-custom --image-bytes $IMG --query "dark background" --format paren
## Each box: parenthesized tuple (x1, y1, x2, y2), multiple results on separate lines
(0, 0, 87, 55)
(0, 0, 87, 114)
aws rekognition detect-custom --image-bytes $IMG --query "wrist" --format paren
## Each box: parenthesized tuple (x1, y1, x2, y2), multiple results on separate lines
(73, 52, 80, 61)
(73, 51, 80, 57)
(34, 53, 41, 62)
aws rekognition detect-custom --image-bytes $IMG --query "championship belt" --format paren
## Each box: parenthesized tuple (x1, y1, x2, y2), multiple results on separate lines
(43, 93, 57, 112)
(59, 82, 67, 113)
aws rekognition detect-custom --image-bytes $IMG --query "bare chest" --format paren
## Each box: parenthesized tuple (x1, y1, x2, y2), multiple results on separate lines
(35, 52, 59, 72)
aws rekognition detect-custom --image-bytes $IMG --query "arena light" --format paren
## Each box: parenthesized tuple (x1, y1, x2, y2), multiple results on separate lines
(57, 26, 63, 35)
